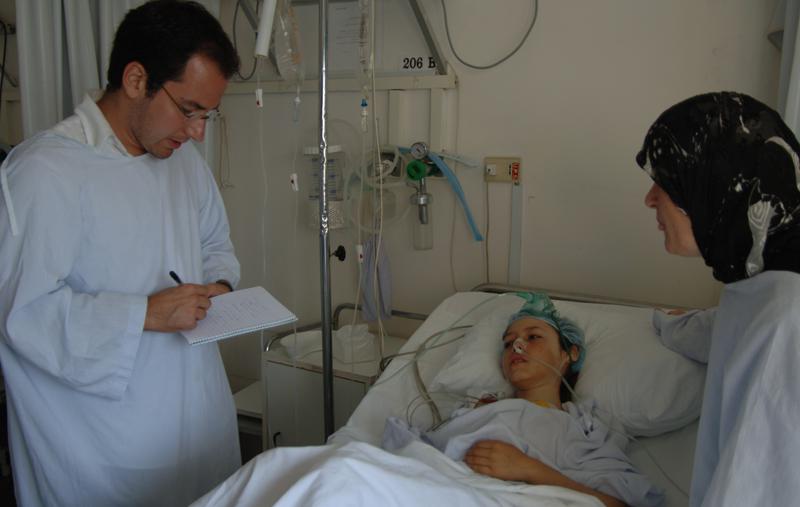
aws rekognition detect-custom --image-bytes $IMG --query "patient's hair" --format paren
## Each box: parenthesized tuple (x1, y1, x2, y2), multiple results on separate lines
(105, 0, 239, 95)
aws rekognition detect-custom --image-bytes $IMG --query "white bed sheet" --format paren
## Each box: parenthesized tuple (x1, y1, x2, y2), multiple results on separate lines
(331, 292, 697, 507)
(193, 441, 602, 507)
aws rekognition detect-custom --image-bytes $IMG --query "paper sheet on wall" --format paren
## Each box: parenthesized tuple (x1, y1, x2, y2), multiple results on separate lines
(327, 2, 360, 71)
(180, 286, 297, 346)
(326, 2, 383, 72)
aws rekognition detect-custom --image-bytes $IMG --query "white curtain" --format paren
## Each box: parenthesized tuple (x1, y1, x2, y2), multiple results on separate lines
(772, 0, 800, 135)
(16, 0, 221, 162)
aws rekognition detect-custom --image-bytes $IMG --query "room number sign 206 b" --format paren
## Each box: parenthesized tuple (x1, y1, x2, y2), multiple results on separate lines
(402, 56, 436, 70)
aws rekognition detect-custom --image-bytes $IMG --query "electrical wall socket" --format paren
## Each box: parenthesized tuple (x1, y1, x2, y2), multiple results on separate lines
(484, 157, 522, 184)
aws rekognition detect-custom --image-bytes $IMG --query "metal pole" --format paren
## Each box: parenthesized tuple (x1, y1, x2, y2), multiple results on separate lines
(317, 0, 335, 439)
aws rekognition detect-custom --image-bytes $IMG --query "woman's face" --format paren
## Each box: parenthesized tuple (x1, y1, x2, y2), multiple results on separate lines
(501, 317, 569, 388)
(644, 183, 701, 257)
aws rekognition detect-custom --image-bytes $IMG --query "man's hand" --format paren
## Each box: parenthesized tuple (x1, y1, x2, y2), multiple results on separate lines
(145, 284, 214, 332)
(208, 282, 232, 297)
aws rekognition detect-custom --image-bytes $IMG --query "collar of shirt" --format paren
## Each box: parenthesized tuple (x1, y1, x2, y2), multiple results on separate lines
(72, 90, 132, 157)
(4, 92, 133, 237)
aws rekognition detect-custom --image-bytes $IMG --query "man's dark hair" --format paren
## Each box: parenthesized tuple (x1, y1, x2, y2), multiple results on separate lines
(106, 0, 240, 95)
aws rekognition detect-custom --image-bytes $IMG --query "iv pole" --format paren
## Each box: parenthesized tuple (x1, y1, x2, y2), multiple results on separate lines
(317, 0, 335, 439)
(244, 0, 334, 440)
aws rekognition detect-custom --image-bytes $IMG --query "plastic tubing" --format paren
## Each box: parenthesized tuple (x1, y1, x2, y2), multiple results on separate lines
(372, 293, 511, 387)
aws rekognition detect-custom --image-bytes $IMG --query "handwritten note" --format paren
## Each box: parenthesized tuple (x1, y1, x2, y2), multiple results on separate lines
(180, 286, 297, 345)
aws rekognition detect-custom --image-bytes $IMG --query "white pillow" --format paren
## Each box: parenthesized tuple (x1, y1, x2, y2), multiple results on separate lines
(427, 296, 524, 401)
(428, 295, 706, 437)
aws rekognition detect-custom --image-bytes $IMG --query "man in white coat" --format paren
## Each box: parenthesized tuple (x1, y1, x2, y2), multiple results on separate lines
(0, 1, 243, 505)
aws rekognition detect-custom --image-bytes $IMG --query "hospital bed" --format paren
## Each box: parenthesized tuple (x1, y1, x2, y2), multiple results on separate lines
(193, 285, 703, 507)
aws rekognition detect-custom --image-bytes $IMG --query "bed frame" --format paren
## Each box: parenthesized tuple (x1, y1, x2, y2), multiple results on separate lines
(265, 283, 665, 354)
(264, 303, 428, 352)
(472, 283, 662, 307)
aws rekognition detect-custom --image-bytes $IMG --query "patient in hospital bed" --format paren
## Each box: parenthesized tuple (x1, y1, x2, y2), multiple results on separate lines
(193, 291, 690, 507)
(382, 293, 664, 507)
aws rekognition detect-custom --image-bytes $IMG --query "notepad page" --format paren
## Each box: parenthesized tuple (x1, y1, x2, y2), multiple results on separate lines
(181, 286, 297, 345)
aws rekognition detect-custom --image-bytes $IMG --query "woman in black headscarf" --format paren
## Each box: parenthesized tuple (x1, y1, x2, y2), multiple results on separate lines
(636, 91, 800, 507)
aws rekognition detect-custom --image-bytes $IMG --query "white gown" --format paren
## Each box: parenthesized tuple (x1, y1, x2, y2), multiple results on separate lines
(383, 399, 664, 507)
(0, 97, 241, 506)
(689, 271, 800, 507)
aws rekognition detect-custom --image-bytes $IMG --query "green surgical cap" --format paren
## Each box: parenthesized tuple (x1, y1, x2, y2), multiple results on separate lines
(508, 292, 586, 373)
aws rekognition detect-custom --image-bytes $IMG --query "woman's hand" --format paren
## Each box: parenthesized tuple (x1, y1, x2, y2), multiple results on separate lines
(464, 439, 627, 507)
(464, 440, 550, 483)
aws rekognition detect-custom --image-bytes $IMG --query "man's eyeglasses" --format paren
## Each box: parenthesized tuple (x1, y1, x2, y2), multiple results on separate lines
(161, 86, 221, 121)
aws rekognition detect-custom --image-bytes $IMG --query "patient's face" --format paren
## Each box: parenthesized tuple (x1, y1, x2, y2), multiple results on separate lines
(501, 317, 568, 388)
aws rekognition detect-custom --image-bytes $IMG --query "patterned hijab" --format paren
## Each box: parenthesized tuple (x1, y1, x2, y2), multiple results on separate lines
(636, 92, 800, 283)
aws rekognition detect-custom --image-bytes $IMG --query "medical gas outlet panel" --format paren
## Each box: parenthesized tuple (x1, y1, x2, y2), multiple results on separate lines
(484, 156, 522, 184)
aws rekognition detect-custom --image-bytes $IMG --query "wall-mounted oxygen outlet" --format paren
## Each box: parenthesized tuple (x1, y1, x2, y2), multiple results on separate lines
(484, 157, 521, 185)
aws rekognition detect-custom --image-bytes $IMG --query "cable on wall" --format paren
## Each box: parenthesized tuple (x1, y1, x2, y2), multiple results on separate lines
(233, 0, 259, 81)
(0, 21, 10, 120)
(440, 0, 538, 70)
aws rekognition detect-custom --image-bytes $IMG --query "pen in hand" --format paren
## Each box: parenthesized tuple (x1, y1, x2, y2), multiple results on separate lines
(169, 271, 183, 285)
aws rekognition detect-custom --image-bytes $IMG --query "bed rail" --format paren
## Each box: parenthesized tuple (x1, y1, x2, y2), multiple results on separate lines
(264, 303, 428, 352)
(471, 283, 676, 309)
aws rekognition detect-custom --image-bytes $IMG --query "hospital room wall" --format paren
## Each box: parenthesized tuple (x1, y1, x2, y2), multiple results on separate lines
(0, 0, 778, 383)
(499, 0, 779, 308)
(215, 0, 781, 382)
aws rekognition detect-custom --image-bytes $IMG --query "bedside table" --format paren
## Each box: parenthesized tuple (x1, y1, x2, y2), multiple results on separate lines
(262, 332, 405, 448)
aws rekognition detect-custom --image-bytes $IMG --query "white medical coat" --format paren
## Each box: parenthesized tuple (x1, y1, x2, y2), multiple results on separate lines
(0, 96, 241, 506)
(691, 271, 800, 507)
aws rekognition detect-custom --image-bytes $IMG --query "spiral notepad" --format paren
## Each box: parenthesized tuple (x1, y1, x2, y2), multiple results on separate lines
(180, 286, 297, 345)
